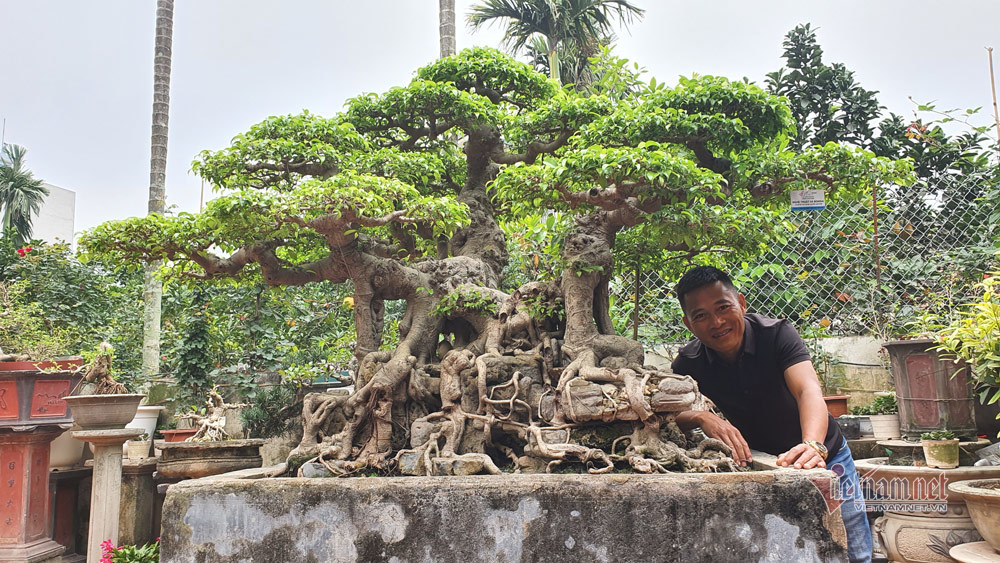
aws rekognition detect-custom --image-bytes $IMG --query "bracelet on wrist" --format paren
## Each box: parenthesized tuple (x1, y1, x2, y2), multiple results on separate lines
(802, 440, 828, 460)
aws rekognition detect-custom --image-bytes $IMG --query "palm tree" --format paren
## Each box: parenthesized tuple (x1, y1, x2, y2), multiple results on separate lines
(142, 0, 174, 378)
(467, 0, 643, 83)
(440, 0, 456, 58)
(0, 144, 49, 247)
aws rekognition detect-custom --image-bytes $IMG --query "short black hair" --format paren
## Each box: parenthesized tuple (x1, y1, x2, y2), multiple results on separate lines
(674, 266, 738, 312)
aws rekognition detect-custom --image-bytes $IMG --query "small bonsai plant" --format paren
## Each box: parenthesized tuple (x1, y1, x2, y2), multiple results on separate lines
(921, 430, 959, 469)
(920, 430, 956, 441)
(934, 272, 1000, 436)
(177, 386, 247, 442)
(78, 342, 128, 395)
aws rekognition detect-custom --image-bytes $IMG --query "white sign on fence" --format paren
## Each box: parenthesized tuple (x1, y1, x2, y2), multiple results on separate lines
(790, 189, 826, 211)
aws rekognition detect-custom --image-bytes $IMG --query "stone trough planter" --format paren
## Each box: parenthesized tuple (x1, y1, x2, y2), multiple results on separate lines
(156, 439, 264, 480)
(160, 458, 848, 562)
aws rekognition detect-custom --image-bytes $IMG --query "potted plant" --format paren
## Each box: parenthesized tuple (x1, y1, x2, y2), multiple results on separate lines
(850, 393, 900, 439)
(934, 272, 1000, 438)
(63, 343, 145, 431)
(921, 430, 959, 469)
(126, 432, 151, 459)
(156, 387, 262, 480)
(883, 309, 978, 439)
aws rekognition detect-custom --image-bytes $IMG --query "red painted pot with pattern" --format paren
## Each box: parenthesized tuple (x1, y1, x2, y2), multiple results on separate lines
(0, 358, 83, 431)
(883, 339, 976, 440)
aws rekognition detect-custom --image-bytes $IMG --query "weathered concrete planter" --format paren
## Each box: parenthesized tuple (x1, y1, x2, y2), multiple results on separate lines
(156, 439, 264, 480)
(62, 393, 145, 430)
(161, 467, 848, 562)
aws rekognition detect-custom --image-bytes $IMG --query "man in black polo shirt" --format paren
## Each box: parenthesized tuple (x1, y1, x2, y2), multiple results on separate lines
(671, 266, 871, 563)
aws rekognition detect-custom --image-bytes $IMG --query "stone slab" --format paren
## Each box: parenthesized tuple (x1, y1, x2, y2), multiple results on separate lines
(161, 472, 848, 562)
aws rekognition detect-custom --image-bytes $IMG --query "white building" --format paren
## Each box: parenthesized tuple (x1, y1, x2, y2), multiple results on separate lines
(32, 182, 76, 245)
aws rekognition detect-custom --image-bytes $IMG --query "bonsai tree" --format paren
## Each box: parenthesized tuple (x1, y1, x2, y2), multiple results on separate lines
(178, 387, 246, 442)
(82, 48, 909, 475)
(79, 342, 127, 395)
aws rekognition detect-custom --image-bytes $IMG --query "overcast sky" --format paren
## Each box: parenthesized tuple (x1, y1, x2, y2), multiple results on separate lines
(3, 1, 999, 237)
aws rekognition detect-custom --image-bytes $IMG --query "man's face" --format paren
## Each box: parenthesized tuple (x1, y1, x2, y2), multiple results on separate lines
(681, 281, 747, 361)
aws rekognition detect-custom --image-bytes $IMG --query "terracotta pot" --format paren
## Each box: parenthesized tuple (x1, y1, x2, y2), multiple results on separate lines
(870, 414, 901, 440)
(161, 428, 198, 442)
(63, 394, 145, 430)
(922, 439, 960, 469)
(823, 395, 850, 417)
(947, 479, 1000, 553)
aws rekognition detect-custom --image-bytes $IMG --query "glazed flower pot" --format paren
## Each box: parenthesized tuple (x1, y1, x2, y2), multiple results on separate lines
(49, 427, 86, 469)
(62, 394, 145, 430)
(869, 414, 901, 440)
(883, 339, 976, 439)
(947, 479, 1000, 553)
(0, 358, 83, 430)
(922, 438, 960, 469)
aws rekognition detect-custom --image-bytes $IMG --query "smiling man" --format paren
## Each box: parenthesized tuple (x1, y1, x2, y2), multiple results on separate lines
(670, 266, 871, 563)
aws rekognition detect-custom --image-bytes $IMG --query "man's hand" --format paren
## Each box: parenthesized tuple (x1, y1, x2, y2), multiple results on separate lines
(694, 411, 753, 466)
(777, 442, 826, 469)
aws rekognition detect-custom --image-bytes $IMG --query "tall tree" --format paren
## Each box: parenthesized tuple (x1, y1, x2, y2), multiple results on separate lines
(440, 0, 456, 58)
(765, 24, 882, 152)
(0, 144, 48, 247)
(467, 0, 642, 83)
(143, 0, 174, 378)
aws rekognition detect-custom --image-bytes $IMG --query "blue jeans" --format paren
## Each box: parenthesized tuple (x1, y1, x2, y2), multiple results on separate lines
(829, 438, 872, 563)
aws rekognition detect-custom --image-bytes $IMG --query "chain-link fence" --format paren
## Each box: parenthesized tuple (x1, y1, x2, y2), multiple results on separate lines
(611, 170, 1000, 348)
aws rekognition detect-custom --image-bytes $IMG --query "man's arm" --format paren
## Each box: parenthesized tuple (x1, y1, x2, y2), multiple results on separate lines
(675, 410, 753, 467)
(776, 360, 829, 469)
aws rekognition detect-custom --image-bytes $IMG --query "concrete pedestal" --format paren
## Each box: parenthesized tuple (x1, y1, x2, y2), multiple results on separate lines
(0, 428, 65, 563)
(72, 429, 140, 563)
(119, 458, 158, 546)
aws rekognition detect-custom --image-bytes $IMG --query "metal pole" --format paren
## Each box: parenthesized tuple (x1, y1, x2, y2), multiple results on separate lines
(988, 47, 1000, 150)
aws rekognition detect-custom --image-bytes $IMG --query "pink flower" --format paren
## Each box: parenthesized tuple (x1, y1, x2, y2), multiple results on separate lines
(15, 247, 32, 257)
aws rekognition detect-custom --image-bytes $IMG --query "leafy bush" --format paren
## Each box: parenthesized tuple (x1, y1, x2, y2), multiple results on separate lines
(934, 272, 1000, 411)
(239, 383, 301, 439)
(851, 393, 897, 415)
(920, 430, 956, 441)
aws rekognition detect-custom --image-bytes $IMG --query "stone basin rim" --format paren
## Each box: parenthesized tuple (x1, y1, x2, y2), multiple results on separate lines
(157, 438, 264, 450)
(948, 478, 1000, 497)
(855, 457, 1000, 476)
(167, 464, 837, 492)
